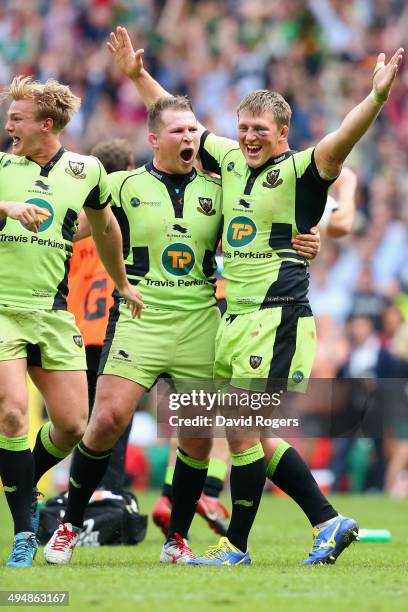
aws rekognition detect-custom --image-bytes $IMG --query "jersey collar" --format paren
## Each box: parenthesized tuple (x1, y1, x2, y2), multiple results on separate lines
(27, 146, 65, 177)
(248, 149, 294, 178)
(145, 161, 197, 189)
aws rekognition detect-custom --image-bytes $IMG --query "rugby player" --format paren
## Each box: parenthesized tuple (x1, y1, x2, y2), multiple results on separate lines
(68, 139, 135, 496)
(152, 166, 358, 539)
(44, 95, 223, 565)
(108, 26, 403, 565)
(0, 76, 143, 568)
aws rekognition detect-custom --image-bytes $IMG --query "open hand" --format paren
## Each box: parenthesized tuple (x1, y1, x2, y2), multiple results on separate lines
(372, 48, 404, 101)
(107, 26, 145, 81)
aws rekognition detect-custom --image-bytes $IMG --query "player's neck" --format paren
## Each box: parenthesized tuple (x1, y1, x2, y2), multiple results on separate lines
(28, 138, 63, 168)
(153, 157, 192, 177)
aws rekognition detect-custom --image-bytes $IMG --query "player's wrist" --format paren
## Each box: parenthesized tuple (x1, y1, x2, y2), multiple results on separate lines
(0, 201, 10, 218)
(117, 278, 131, 293)
(370, 89, 388, 106)
(131, 68, 146, 83)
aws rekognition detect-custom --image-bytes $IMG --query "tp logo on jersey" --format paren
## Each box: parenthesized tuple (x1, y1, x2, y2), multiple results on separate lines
(21, 198, 54, 232)
(226, 216, 257, 247)
(162, 243, 195, 277)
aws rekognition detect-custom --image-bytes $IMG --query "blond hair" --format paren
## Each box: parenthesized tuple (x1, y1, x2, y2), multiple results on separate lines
(0, 75, 81, 132)
(237, 90, 292, 129)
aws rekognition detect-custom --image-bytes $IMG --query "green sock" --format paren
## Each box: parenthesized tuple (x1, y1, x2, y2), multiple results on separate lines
(203, 457, 228, 498)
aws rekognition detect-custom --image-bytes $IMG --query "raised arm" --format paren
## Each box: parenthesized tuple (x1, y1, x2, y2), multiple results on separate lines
(107, 26, 207, 135)
(314, 48, 404, 180)
(107, 26, 168, 108)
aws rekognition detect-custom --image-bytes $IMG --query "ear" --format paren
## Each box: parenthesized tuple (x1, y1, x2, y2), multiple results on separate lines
(148, 132, 158, 149)
(42, 117, 54, 133)
(279, 125, 289, 142)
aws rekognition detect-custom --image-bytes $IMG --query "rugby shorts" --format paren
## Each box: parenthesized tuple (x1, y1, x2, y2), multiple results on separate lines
(0, 304, 86, 370)
(99, 303, 220, 390)
(214, 304, 316, 392)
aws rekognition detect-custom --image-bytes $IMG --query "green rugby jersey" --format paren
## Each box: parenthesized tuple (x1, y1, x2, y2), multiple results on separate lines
(200, 131, 333, 314)
(109, 162, 222, 311)
(0, 148, 110, 310)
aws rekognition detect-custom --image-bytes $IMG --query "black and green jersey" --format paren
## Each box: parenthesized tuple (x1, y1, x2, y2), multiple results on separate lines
(0, 149, 110, 310)
(109, 162, 222, 311)
(200, 132, 332, 314)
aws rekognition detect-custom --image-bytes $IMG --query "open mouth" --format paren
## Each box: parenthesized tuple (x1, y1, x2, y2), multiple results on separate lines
(246, 145, 261, 156)
(11, 137, 21, 146)
(180, 148, 194, 163)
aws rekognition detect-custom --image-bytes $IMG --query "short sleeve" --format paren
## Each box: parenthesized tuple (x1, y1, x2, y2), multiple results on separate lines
(199, 131, 240, 174)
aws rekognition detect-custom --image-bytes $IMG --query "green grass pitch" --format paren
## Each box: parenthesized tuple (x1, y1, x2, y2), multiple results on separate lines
(1, 492, 408, 611)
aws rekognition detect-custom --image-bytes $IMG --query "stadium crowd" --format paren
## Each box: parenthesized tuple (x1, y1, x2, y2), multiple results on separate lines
(1, 0, 408, 495)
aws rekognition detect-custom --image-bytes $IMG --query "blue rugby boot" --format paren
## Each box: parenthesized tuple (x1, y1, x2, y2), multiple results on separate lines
(189, 537, 251, 566)
(6, 532, 38, 568)
(304, 515, 359, 565)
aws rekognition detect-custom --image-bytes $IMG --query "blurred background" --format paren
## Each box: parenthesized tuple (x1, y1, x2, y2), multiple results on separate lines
(1, 0, 408, 497)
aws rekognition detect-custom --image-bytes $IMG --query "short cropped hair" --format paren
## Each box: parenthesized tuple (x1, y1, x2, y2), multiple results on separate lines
(237, 90, 292, 129)
(148, 95, 194, 132)
(91, 139, 134, 174)
(0, 75, 81, 132)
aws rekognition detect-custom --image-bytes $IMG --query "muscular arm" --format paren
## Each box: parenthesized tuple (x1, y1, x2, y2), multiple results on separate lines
(84, 206, 144, 317)
(314, 48, 404, 179)
(72, 210, 91, 242)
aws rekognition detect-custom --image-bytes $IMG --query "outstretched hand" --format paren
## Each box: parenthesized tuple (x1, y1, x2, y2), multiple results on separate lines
(107, 26, 145, 80)
(372, 48, 404, 101)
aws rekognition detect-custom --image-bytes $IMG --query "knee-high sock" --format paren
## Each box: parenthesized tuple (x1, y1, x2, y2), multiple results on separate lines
(0, 434, 34, 534)
(267, 442, 337, 526)
(64, 440, 112, 529)
(167, 448, 209, 539)
(203, 457, 228, 499)
(226, 443, 265, 552)
(32, 422, 70, 486)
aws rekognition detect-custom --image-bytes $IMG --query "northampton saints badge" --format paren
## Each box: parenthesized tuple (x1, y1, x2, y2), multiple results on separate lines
(262, 169, 283, 189)
(250, 355, 262, 369)
(73, 335, 83, 348)
(65, 160, 86, 179)
(197, 197, 216, 216)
